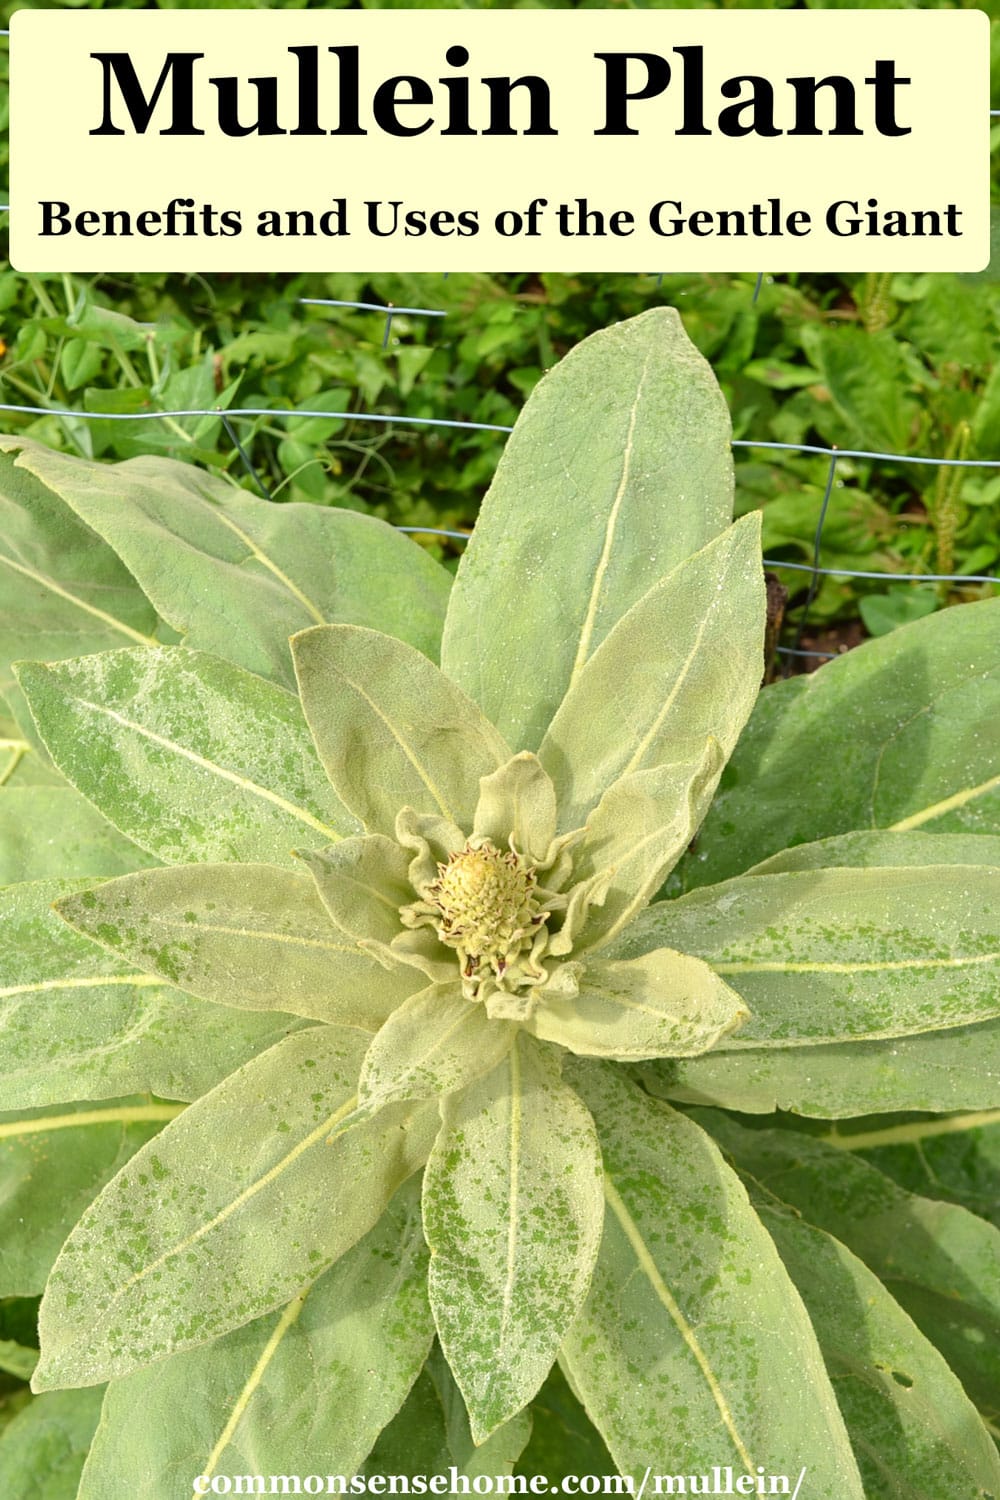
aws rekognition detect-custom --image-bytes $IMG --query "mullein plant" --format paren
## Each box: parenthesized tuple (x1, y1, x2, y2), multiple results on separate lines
(1, 309, 1000, 1498)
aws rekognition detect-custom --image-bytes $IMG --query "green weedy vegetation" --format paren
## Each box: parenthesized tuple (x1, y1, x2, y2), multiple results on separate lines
(2, 310, 1000, 1497)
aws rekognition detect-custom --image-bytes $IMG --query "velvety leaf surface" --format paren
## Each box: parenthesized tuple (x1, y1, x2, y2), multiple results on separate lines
(0, 1098, 175, 1296)
(858, 1112, 1000, 1234)
(4, 438, 451, 685)
(746, 829, 1000, 875)
(56, 863, 417, 1027)
(75, 1182, 434, 1497)
(528, 949, 747, 1060)
(615, 866, 1000, 1045)
(637, 1019, 1000, 1119)
(538, 515, 765, 830)
(0, 445, 158, 747)
(297, 835, 414, 946)
(560, 1062, 863, 1495)
(2, 879, 305, 1109)
(293, 625, 510, 835)
(0, 1387, 105, 1500)
(423, 1034, 603, 1442)
(442, 308, 733, 750)
(0, 788, 158, 884)
(359, 984, 516, 1108)
(570, 743, 725, 955)
(16, 647, 358, 866)
(757, 1202, 1000, 1498)
(33, 1029, 437, 1390)
(684, 596, 1000, 889)
(703, 1116, 1000, 1429)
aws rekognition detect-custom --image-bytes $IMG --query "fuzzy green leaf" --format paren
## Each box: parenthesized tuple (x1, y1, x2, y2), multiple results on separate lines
(75, 1182, 434, 1497)
(359, 983, 516, 1108)
(442, 308, 733, 750)
(3, 437, 451, 686)
(423, 1034, 603, 1442)
(297, 835, 414, 946)
(686, 595, 1000, 889)
(746, 828, 1000, 875)
(33, 1028, 438, 1391)
(0, 446, 157, 749)
(758, 1203, 1000, 1498)
(615, 866, 1000, 1046)
(560, 1062, 862, 1495)
(292, 625, 510, 836)
(0, 1388, 105, 1500)
(528, 948, 747, 1060)
(703, 1116, 1000, 1431)
(538, 515, 764, 830)
(15, 647, 358, 867)
(0, 1098, 173, 1297)
(56, 863, 418, 1028)
(0, 787, 157, 884)
(638, 1019, 1000, 1119)
(1, 879, 305, 1110)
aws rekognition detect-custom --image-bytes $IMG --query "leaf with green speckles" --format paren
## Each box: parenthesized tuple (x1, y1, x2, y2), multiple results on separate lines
(0, 445, 159, 760)
(15, 647, 358, 867)
(292, 625, 511, 836)
(2, 436, 451, 687)
(538, 514, 765, 832)
(0, 1387, 105, 1499)
(423, 1033, 603, 1444)
(358, 983, 516, 1109)
(743, 828, 1000, 875)
(441, 308, 734, 752)
(757, 1203, 1000, 1498)
(33, 1028, 439, 1391)
(614, 866, 1000, 1046)
(681, 595, 1000, 891)
(560, 1061, 863, 1496)
(55, 863, 418, 1028)
(75, 1180, 434, 1498)
(637, 1017, 1000, 1119)
(0, 788, 158, 885)
(0, 879, 303, 1110)
(0, 1098, 171, 1297)
(700, 1115, 1000, 1432)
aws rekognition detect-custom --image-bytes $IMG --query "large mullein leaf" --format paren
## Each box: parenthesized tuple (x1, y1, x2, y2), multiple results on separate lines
(422, 1034, 603, 1443)
(527, 948, 747, 1060)
(292, 625, 511, 836)
(441, 308, 733, 751)
(0, 787, 157, 884)
(2, 437, 451, 686)
(614, 866, 1000, 1046)
(702, 1116, 1000, 1431)
(745, 828, 1000, 874)
(33, 1028, 438, 1392)
(0, 1097, 178, 1296)
(15, 647, 358, 867)
(683, 595, 1000, 890)
(1, 879, 302, 1110)
(0, 446, 158, 748)
(56, 864, 418, 1028)
(75, 1182, 434, 1498)
(0, 1388, 105, 1500)
(638, 1019, 1000, 1119)
(560, 1062, 863, 1496)
(538, 514, 764, 831)
(756, 1203, 1000, 1498)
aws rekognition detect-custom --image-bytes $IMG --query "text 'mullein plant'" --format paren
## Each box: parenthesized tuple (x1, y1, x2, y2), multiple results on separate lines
(2, 309, 1000, 1499)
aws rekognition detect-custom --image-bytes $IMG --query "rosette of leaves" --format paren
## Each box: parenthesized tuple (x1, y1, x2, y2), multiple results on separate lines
(2, 309, 1000, 1500)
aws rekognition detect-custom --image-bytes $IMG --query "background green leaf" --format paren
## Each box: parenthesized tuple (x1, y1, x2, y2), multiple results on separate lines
(0, 1387, 105, 1500)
